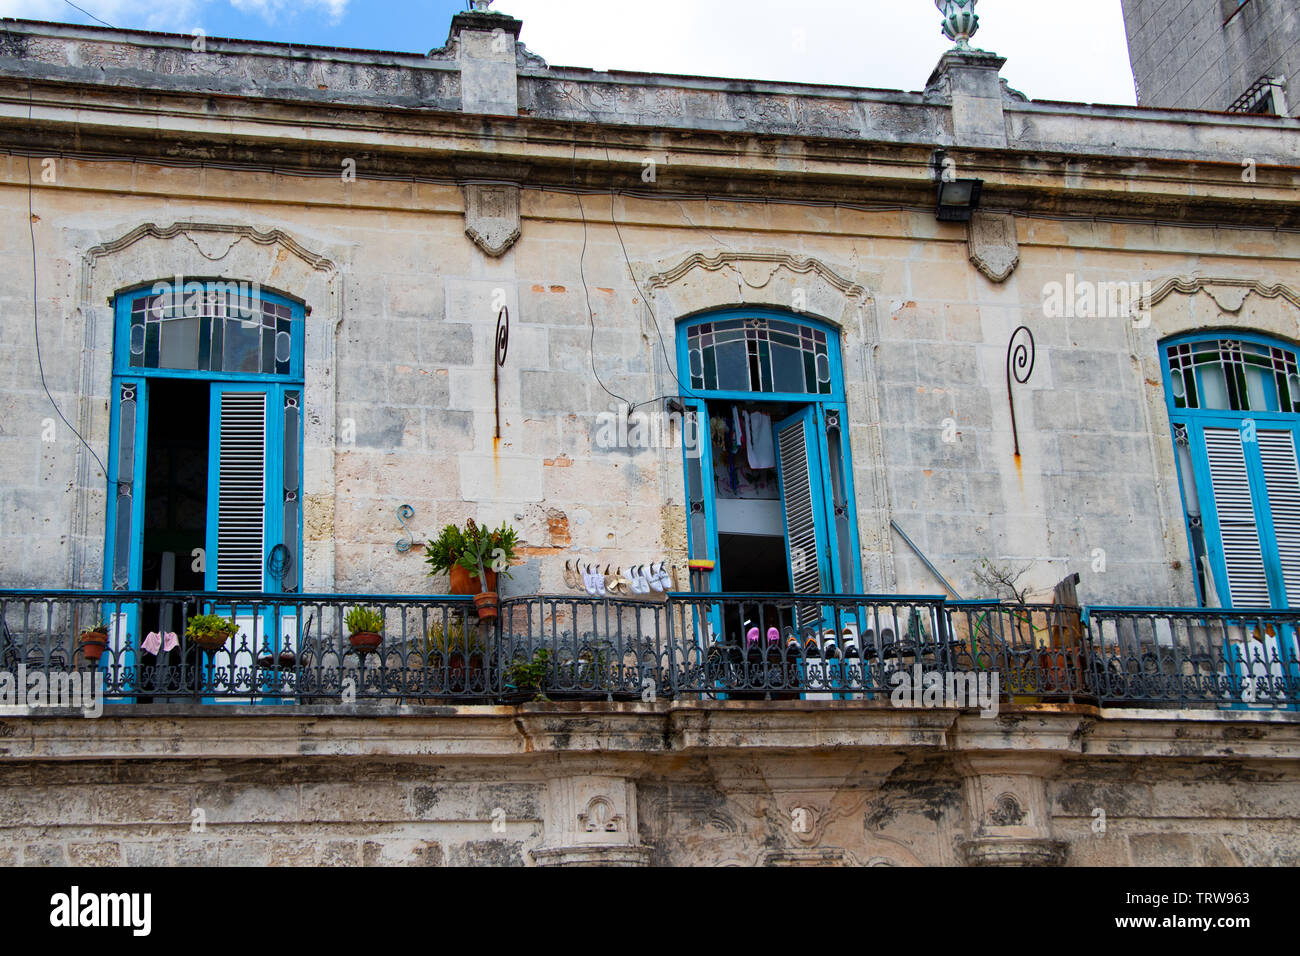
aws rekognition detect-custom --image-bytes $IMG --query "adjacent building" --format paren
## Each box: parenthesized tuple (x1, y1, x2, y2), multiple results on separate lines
(1123, 0, 1300, 115)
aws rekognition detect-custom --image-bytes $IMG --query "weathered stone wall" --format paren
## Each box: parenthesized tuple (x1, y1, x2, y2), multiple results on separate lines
(0, 705, 1296, 866)
(3, 154, 1300, 603)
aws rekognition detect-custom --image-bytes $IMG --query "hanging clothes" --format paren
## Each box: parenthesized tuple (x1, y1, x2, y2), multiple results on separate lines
(745, 410, 776, 469)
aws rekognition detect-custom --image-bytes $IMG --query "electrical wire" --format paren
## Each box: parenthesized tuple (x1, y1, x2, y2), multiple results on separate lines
(571, 131, 632, 410)
(25, 81, 112, 482)
(61, 0, 115, 29)
(559, 88, 702, 414)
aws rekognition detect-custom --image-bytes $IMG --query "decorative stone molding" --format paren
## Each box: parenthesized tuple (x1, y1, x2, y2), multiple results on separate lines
(533, 774, 651, 866)
(1138, 276, 1300, 314)
(959, 836, 1069, 866)
(967, 212, 1019, 282)
(645, 251, 870, 307)
(954, 753, 1068, 867)
(706, 753, 924, 866)
(461, 183, 522, 257)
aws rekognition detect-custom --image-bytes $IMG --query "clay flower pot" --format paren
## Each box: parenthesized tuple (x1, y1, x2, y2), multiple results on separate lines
(473, 592, 499, 620)
(450, 564, 497, 595)
(191, 632, 232, 653)
(78, 631, 108, 662)
(348, 631, 383, 652)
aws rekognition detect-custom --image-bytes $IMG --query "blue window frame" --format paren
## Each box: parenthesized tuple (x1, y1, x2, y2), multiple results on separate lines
(105, 282, 306, 594)
(676, 309, 861, 596)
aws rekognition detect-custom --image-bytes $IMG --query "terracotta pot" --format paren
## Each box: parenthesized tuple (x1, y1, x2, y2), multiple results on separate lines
(349, 631, 383, 652)
(473, 592, 499, 620)
(78, 632, 108, 662)
(191, 632, 233, 652)
(449, 564, 497, 596)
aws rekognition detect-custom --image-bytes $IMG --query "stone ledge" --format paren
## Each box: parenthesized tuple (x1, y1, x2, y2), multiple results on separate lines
(0, 701, 1297, 763)
(529, 845, 652, 867)
(958, 836, 1070, 867)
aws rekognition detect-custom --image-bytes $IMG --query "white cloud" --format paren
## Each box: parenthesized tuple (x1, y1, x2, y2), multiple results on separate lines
(500, 0, 1137, 106)
(229, 0, 347, 26)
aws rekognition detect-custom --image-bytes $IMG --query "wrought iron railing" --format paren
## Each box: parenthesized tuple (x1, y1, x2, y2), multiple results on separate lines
(0, 589, 1297, 710)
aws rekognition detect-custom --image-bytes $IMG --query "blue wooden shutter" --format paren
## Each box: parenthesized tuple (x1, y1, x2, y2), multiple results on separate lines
(1203, 426, 1271, 607)
(774, 407, 831, 596)
(209, 388, 268, 592)
(1257, 428, 1300, 607)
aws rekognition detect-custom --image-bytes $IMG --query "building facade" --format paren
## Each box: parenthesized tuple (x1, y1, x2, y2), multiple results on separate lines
(0, 6, 1298, 866)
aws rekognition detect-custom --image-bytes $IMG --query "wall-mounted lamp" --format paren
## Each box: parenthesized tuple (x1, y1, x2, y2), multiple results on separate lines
(935, 177, 983, 222)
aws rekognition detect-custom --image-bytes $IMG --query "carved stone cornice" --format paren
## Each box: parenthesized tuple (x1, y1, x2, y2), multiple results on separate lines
(1139, 276, 1300, 313)
(645, 251, 870, 305)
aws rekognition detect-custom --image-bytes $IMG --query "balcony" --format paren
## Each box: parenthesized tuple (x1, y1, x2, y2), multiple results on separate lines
(1, 589, 1297, 711)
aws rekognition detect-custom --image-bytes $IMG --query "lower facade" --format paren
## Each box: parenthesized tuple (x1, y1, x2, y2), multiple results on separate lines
(2, 704, 1297, 867)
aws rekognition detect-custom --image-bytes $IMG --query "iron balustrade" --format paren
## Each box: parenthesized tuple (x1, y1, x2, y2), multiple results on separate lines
(0, 589, 1296, 710)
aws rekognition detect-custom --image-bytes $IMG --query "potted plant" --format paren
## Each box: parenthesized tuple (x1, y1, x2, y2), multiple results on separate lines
(78, 620, 109, 663)
(424, 519, 518, 600)
(344, 606, 384, 653)
(504, 647, 550, 702)
(186, 614, 239, 653)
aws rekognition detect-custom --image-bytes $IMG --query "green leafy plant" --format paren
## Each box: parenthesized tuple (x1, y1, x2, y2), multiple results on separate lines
(424, 519, 519, 585)
(344, 606, 384, 635)
(81, 619, 109, 636)
(425, 617, 487, 659)
(423, 523, 470, 578)
(186, 614, 238, 643)
(505, 648, 550, 701)
(457, 519, 519, 583)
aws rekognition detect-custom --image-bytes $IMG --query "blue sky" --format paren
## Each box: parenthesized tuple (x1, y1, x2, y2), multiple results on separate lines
(1, 1, 1139, 106)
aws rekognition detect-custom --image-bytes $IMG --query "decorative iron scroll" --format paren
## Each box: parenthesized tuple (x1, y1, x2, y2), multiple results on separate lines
(395, 504, 415, 554)
(1006, 325, 1035, 457)
(495, 306, 509, 439)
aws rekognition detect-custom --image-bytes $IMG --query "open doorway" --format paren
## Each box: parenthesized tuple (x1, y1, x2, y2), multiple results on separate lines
(708, 398, 800, 647)
(139, 379, 208, 691)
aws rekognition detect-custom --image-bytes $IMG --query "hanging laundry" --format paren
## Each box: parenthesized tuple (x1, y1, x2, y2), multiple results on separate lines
(142, 631, 179, 656)
(745, 410, 776, 469)
(724, 415, 739, 493)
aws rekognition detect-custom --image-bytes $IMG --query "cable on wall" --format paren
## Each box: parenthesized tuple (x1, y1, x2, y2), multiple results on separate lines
(25, 81, 111, 483)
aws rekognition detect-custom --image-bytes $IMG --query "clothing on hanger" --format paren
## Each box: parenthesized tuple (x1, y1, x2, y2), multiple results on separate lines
(745, 410, 776, 469)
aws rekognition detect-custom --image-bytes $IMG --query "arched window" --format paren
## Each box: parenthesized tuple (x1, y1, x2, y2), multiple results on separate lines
(1162, 331, 1300, 609)
(675, 309, 859, 598)
(684, 315, 834, 396)
(106, 281, 305, 598)
(115, 280, 302, 378)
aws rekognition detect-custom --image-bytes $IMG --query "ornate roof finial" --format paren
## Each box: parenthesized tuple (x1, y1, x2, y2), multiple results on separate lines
(936, 0, 980, 51)
(470, 0, 493, 11)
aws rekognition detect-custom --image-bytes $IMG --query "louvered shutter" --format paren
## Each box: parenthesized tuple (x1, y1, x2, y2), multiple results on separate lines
(775, 409, 826, 596)
(1258, 429, 1300, 606)
(215, 391, 267, 591)
(1204, 426, 1271, 607)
